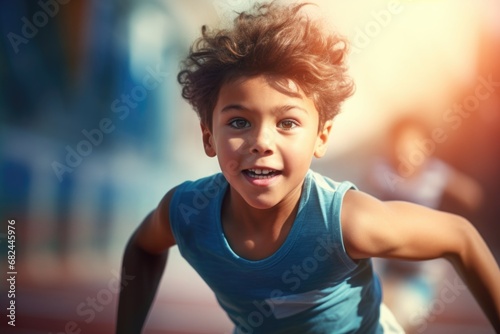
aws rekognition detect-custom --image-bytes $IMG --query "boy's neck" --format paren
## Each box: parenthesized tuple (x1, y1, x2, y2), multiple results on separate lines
(221, 184, 302, 260)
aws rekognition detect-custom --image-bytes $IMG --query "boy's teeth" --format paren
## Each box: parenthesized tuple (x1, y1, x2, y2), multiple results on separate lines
(249, 168, 272, 175)
(246, 168, 278, 179)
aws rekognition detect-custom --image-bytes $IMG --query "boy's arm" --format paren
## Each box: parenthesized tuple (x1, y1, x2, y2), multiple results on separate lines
(116, 187, 177, 334)
(341, 190, 500, 331)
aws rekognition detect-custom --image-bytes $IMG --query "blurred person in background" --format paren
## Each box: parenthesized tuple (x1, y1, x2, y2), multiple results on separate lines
(368, 115, 485, 332)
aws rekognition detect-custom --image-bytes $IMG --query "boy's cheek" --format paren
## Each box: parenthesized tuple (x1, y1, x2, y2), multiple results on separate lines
(226, 138, 248, 154)
(223, 160, 241, 176)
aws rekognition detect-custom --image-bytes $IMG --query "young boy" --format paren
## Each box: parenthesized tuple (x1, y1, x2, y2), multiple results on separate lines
(116, 2, 500, 333)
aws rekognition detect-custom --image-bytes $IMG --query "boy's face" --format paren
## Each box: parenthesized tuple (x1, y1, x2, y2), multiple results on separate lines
(202, 75, 332, 209)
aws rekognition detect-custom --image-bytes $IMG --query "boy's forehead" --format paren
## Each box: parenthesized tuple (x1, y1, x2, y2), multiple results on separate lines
(225, 74, 304, 98)
(215, 74, 320, 121)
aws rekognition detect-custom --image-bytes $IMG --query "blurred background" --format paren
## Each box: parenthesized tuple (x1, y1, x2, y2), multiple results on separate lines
(0, 0, 499, 333)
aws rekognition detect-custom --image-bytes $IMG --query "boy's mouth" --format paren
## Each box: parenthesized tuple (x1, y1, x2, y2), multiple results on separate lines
(243, 168, 281, 179)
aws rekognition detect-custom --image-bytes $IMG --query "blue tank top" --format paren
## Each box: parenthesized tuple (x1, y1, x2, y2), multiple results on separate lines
(169, 170, 383, 333)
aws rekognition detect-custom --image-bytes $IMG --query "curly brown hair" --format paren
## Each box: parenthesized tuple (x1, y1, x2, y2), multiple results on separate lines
(177, 1, 355, 130)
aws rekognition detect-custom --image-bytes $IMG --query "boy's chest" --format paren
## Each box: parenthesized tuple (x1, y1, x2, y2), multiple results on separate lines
(221, 216, 295, 261)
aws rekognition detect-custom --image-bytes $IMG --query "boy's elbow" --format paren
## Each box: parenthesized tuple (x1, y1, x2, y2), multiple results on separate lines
(444, 215, 480, 263)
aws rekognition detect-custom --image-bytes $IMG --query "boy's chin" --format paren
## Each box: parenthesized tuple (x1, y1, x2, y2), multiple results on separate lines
(226, 185, 279, 210)
(237, 188, 292, 210)
(242, 197, 283, 210)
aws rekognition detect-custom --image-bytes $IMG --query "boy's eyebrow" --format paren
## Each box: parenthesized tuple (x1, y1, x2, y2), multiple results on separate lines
(220, 104, 309, 115)
(221, 104, 250, 113)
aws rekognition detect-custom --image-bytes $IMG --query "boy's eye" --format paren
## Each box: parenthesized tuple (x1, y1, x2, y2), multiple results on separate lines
(279, 120, 298, 130)
(229, 118, 250, 129)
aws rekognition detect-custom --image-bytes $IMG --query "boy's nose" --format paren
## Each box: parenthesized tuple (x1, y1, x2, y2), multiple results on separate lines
(249, 127, 274, 155)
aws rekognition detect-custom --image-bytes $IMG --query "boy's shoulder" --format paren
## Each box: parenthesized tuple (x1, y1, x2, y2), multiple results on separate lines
(173, 172, 227, 195)
(306, 169, 357, 195)
(166, 172, 228, 220)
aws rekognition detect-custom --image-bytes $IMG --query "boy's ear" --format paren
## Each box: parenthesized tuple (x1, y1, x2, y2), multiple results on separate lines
(201, 123, 216, 157)
(314, 120, 333, 158)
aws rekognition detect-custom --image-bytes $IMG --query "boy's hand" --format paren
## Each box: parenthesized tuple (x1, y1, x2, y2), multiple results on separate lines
(341, 190, 500, 331)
